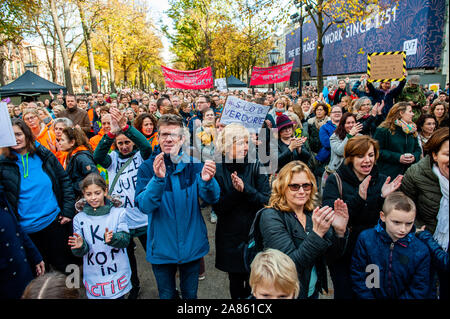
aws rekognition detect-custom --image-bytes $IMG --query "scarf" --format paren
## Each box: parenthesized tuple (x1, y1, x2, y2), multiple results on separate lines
(394, 119, 417, 135)
(356, 112, 371, 121)
(432, 165, 449, 251)
(314, 117, 328, 129)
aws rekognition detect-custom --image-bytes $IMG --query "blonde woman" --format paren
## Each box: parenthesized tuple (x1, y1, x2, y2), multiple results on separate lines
(213, 123, 271, 299)
(258, 161, 349, 299)
(373, 102, 422, 179)
(22, 108, 57, 154)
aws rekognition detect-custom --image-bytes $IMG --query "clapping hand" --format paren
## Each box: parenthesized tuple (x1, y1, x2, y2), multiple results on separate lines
(201, 160, 216, 182)
(153, 153, 166, 178)
(110, 107, 127, 131)
(358, 175, 371, 200)
(231, 171, 244, 192)
(68, 233, 83, 250)
(104, 228, 113, 244)
(381, 175, 403, 198)
(332, 199, 349, 237)
(312, 206, 335, 238)
(349, 122, 363, 136)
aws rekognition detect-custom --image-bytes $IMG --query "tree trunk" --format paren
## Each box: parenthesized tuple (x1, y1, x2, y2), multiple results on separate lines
(49, 0, 73, 94)
(107, 27, 116, 93)
(0, 58, 6, 86)
(76, 0, 98, 93)
(52, 35, 57, 82)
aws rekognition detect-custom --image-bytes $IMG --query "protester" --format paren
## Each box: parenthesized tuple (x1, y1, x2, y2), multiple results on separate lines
(352, 97, 384, 136)
(22, 108, 57, 154)
(259, 160, 349, 299)
(0, 190, 45, 299)
(21, 272, 80, 299)
(328, 79, 351, 106)
(416, 113, 438, 156)
(366, 73, 407, 118)
(351, 192, 431, 299)
(398, 75, 427, 122)
(135, 114, 220, 299)
(59, 127, 98, 199)
(373, 102, 422, 179)
(69, 174, 131, 299)
(213, 123, 271, 299)
(93, 107, 152, 299)
(430, 100, 449, 129)
(0, 119, 75, 273)
(57, 95, 91, 136)
(133, 113, 159, 151)
(304, 102, 330, 161)
(249, 249, 299, 299)
(401, 127, 449, 235)
(322, 135, 403, 299)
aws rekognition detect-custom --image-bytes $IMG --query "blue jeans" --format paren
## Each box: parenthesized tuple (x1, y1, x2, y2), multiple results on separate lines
(152, 259, 201, 299)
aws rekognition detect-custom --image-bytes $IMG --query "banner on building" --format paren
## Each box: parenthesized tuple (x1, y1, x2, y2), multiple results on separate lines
(161, 66, 213, 89)
(249, 61, 294, 86)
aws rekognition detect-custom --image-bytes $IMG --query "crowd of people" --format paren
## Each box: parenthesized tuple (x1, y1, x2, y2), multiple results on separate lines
(1, 74, 449, 300)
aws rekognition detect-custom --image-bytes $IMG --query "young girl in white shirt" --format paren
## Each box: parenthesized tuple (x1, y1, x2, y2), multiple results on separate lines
(68, 173, 131, 299)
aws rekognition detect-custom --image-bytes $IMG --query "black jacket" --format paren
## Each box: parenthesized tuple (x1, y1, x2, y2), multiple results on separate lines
(277, 139, 311, 172)
(0, 144, 76, 220)
(66, 150, 98, 199)
(212, 160, 270, 273)
(259, 208, 348, 299)
(322, 163, 386, 260)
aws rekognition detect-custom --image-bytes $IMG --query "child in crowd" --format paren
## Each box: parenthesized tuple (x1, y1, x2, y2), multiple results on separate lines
(22, 272, 81, 299)
(351, 191, 431, 299)
(249, 249, 299, 299)
(68, 173, 132, 299)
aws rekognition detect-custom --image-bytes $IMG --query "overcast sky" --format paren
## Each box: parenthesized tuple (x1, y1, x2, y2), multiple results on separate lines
(147, 0, 173, 65)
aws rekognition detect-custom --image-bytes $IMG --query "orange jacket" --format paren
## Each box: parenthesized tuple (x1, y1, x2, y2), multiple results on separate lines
(89, 128, 105, 151)
(36, 124, 57, 154)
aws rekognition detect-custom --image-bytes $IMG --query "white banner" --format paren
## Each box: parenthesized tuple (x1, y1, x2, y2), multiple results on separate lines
(219, 96, 269, 132)
(0, 102, 16, 148)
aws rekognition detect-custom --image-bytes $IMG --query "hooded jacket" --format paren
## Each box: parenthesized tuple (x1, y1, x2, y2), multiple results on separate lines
(0, 144, 76, 224)
(134, 147, 220, 264)
(65, 146, 98, 199)
(367, 79, 406, 118)
(316, 120, 337, 163)
(351, 220, 431, 299)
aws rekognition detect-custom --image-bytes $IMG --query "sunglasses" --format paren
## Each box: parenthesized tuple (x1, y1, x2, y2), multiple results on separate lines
(288, 183, 313, 192)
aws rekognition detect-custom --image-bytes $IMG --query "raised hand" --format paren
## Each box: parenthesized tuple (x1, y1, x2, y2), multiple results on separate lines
(201, 160, 216, 182)
(381, 175, 403, 198)
(349, 122, 363, 136)
(332, 199, 349, 237)
(110, 107, 127, 130)
(358, 175, 371, 200)
(153, 153, 166, 178)
(68, 233, 84, 250)
(35, 261, 45, 277)
(377, 100, 385, 115)
(231, 171, 244, 192)
(104, 227, 113, 244)
(312, 206, 335, 238)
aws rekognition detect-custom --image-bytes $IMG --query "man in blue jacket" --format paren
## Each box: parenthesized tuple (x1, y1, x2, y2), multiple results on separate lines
(135, 114, 220, 299)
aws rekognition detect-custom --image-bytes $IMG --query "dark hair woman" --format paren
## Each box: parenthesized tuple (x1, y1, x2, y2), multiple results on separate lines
(134, 113, 159, 151)
(0, 119, 76, 273)
(322, 135, 403, 299)
(416, 113, 438, 157)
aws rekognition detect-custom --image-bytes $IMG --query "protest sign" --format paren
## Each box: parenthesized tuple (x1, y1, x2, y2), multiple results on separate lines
(429, 83, 440, 93)
(161, 66, 213, 90)
(215, 78, 227, 91)
(0, 102, 16, 148)
(367, 51, 406, 82)
(219, 96, 269, 132)
(249, 61, 294, 86)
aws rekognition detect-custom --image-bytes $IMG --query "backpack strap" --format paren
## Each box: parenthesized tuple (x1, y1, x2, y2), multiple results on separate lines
(333, 172, 343, 199)
(108, 155, 135, 195)
(248, 208, 266, 249)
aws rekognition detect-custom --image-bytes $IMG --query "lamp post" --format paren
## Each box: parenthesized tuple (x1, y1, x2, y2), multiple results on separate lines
(268, 48, 280, 92)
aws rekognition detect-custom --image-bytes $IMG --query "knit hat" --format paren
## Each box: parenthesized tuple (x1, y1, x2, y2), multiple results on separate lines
(130, 99, 139, 105)
(409, 75, 420, 85)
(110, 93, 117, 99)
(276, 114, 296, 132)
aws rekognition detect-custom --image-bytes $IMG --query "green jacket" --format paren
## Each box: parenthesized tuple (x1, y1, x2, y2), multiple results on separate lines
(398, 85, 426, 122)
(400, 155, 442, 234)
(373, 126, 422, 179)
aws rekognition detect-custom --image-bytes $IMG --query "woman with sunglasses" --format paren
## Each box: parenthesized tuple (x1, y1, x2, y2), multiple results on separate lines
(321, 135, 403, 299)
(259, 161, 349, 299)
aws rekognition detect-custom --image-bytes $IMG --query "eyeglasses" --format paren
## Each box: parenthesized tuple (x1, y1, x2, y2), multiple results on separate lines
(159, 132, 181, 141)
(331, 111, 342, 114)
(24, 115, 38, 122)
(288, 183, 313, 192)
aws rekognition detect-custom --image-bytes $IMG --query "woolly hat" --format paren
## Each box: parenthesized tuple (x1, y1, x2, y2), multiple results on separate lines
(276, 114, 296, 132)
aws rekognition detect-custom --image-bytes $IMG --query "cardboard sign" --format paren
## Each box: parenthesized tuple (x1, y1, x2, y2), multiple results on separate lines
(0, 102, 16, 148)
(367, 51, 406, 82)
(219, 96, 270, 132)
(161, 66, 213, 90)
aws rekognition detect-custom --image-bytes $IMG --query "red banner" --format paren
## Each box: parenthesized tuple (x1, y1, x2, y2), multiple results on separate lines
(161, 66, 213, 90)
(249, 61, 294, 86)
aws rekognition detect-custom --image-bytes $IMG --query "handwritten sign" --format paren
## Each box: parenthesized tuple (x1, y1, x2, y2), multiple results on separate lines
(367, 51, 406, 82)
(0, 102, 16, 148)
(219, 96, 269, 132)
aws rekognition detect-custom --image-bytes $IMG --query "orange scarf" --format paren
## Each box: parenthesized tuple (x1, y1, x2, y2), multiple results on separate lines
(64, 145, 90, 170)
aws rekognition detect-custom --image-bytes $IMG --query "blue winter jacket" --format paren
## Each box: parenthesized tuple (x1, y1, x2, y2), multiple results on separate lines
(351, 220, 431, 299)
(316, 120, 336, 163)
(134, 146, 220, 265)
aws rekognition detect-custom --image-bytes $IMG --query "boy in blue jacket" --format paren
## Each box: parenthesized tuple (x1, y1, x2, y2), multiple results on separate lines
(351, 191, 431, 299)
